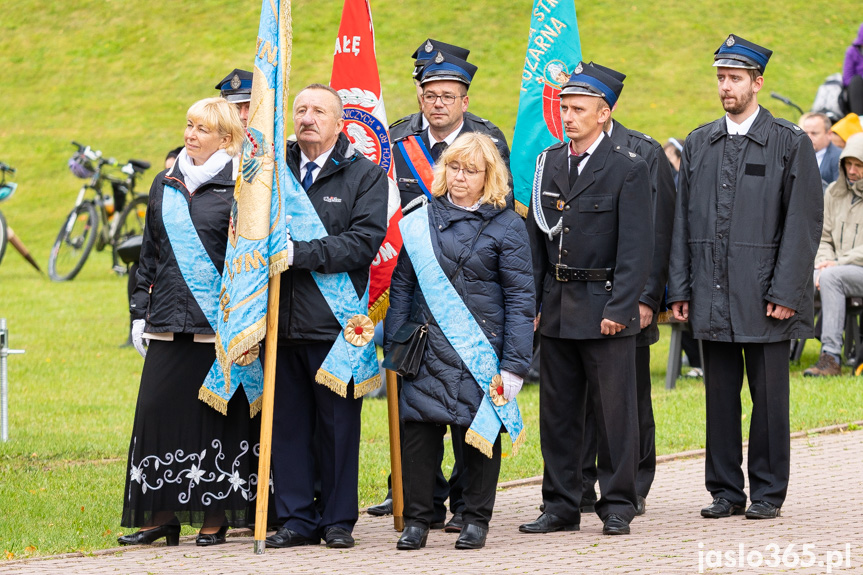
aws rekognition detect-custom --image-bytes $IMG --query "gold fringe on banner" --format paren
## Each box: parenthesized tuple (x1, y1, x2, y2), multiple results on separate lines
(656, 310, 674, 324)
(367, 289, 390, 325)
(316, 368, 348, 398)
(354, 372, 382, 398)
(465, 429, 494, 459)
(514, 200, 528, 218)
(249, 394, 263, 418)
(510, 427, 526, 456)
(198, 386, 229, 416)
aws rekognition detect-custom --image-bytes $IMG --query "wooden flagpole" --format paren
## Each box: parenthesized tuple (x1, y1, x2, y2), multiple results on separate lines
(253, 274, 281, 554)
(385, 369, 404, 531)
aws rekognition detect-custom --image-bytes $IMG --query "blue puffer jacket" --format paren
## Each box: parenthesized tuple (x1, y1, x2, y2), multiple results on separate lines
(385, 197, 535, 427)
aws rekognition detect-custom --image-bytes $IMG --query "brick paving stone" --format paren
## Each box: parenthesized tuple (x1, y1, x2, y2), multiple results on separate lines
(2, 429, 861, 575)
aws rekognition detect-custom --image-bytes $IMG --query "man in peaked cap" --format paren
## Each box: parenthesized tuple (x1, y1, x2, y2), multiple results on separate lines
(390, 43, 511, 209)
(216, 68, 253, 128)
(521, 61, 653, 536)
(575, 62, 676, 519)
(668, 35, 822, 520)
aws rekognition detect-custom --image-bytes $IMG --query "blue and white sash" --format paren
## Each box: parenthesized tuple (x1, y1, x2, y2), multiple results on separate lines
(399, 204, 525, 458)
(284, 160, 381, 398)
(162, 184, 264, 416)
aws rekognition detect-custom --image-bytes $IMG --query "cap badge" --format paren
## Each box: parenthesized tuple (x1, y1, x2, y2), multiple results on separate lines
(726, 36, 735, 47)
(574, 62, 583, 75)
(424, 40, 434, 53)
(434, 52, 444, 64)
(230, 74, 241, 89)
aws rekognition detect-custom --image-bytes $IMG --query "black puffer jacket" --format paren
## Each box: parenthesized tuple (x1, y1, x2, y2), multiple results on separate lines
(130, 160, 235, 334)
(385, 197, 535, 427)
(278, 133, 389, 343)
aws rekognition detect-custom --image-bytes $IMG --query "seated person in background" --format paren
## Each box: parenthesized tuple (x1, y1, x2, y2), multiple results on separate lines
(842, 24, 863, 115)
(830, 113, 863, 149)
(801, 112, 841, 190)
(805, 133, 863, 376)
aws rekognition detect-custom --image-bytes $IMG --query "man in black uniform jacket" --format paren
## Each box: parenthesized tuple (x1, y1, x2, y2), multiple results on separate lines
(390, 41, 511, 208)
(668, 35, 822, 520)
(520, 62, 653, 536)
(265, 84, 388, 550)
(579, 62, 676, 517)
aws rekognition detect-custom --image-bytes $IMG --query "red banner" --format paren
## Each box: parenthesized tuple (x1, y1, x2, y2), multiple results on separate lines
(330, 0, 402, 324)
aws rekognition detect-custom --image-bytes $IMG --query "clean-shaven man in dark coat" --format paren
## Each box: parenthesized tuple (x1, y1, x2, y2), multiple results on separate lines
(668, 35, 823, 521)
(578, 62, 676, 517)
(266, 84, 388, 550)
(520, 62, 653, 537)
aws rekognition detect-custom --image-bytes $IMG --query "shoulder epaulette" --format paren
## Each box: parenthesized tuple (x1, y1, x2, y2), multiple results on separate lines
(388, 117, 409, 130)
(774, 117, 805, 135)
(611, 144, 641, 162)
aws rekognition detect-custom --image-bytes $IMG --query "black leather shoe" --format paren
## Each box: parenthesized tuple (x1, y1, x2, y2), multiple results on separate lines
(602, 514, 630, 535)
(635, 496, 646, 516)
(701, 497, 745, 518)
(396, 525, 429, 550)
(455, 524, 488, 549)
(196, 525, 228, 547)
(745, 501, 781, 519)
(118, 523, 180, 546)
(518, 513, 579, 534)
(324, 526, 355, 548)
(367, 498, 393, 517)
(443, 513, 463, 533)
(265, 527, 320, 548)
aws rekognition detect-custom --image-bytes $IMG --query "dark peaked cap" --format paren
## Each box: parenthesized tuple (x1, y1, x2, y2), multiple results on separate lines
(560, 61, 624, 108)
(412, 39, 470, 79)
(713, 34, 772, 74)
(588, 62, 626, 84)
(419, 51, 478, 87)
(216, 68, 253, 103)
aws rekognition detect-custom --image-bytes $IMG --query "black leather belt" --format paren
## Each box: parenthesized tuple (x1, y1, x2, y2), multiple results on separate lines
(553, 264, 613, 284)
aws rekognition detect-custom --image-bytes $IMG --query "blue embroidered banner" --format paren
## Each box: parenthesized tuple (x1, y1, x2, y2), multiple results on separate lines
(510, 0, 581, 216)
(399, 205, 524, 457)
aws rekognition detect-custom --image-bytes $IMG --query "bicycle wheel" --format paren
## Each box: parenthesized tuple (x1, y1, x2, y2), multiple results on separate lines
(111, 195, 148, 273)
(48, 202, 98, 281)
(0, 210, 7, 268)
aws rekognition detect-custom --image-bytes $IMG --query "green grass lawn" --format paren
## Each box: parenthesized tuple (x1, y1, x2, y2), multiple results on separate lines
(2, 0, 863, 561)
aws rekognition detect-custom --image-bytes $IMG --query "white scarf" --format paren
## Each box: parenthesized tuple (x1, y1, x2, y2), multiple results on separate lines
(177, 148, 232, 194)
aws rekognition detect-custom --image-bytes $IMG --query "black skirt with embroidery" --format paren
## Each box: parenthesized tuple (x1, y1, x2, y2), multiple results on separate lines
(120, 335, 262, 528)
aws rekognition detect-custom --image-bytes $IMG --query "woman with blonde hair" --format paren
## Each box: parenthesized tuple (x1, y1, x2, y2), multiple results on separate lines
(386, 132, 535, 550)
(119, 97, 261, 547)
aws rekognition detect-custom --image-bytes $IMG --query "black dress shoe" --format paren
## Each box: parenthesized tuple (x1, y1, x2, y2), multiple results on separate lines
(265, 526, 320, 548)
(635, 496, 646, 516)
(518, 513, 579, 534)
(367, 498, 393, 517)
(454, 523, 487, 550)
(602, 514, 630, 535)
(701, 497, 745, 518)
(745, 501, 781, 519)
(196, 525, 228, 547)
(443, 513, 463, 533)
(324, 526, 355, 548)
(396, 525, 429, 550)
(117, 523, 181, 546)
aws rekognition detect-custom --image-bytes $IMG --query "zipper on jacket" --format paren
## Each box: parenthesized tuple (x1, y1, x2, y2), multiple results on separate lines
(854, 224, 859, 249)
(840, 222, 846, 249)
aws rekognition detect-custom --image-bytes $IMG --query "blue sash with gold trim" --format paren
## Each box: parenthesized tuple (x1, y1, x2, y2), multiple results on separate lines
(162, 184, 264, 416)
(399, 204, 525, 457)
(284, 161, 381, 398)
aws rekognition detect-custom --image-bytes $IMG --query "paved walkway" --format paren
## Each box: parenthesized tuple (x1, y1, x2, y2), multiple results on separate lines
(3, 428, 862, 575)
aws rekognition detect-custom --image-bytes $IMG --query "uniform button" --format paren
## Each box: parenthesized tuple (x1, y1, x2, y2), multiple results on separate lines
(722, 184, 727, 188)
(562, 249, 569, 256)
(594, 203, 599, 209)
(564, 227, 570, 233)
(716, 284, 721, 289)
(718, 233, 723, 238)
(564, 205, 571, 211)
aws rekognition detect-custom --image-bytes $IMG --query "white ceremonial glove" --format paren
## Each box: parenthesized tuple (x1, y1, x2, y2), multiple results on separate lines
(286, 214, 294, 265)
(131, 319, 147, 359)
(501, 370, 523, 401)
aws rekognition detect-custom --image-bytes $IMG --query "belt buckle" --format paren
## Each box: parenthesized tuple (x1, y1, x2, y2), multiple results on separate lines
(555, 264, 569, 282)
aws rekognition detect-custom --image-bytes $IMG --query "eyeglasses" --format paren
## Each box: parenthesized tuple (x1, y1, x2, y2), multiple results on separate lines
(445, 163, 485, 177)
(422, 92, 461, 106)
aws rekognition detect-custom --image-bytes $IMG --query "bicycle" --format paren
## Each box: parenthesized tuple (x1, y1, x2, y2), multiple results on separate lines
(0, 162, 17, 267)
(48, 142, 151, 282)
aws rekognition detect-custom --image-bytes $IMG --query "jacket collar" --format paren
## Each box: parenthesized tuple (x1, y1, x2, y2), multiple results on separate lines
(432, 195, 499, 230)
(163, 158, 235, 193)
(708, 105, 772, 146)
(547, 133, 613, 201)
(607, 118, 630, 147)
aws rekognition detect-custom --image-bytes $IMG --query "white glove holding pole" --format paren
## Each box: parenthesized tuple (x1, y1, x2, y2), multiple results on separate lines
(501, 370, 523, 401)
(286, 214, 294, 265)
(131, 319, 147, 359)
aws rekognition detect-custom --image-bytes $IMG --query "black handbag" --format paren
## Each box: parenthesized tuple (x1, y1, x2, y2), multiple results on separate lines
(381, 320, 428, 379)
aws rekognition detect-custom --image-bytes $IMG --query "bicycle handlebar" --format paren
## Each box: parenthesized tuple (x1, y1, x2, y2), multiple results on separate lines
(0, 162, 15, 174)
